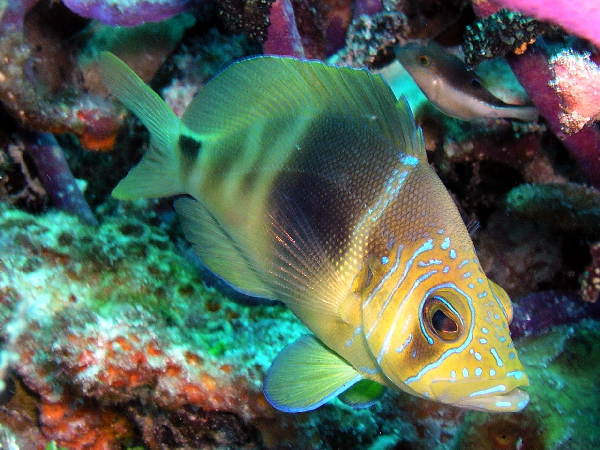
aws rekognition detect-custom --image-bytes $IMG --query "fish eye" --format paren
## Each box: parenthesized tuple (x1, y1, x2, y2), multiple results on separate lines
(470, 78, 483, 89)
(417, 55, 431, 67)
(423, 296, 462, 342)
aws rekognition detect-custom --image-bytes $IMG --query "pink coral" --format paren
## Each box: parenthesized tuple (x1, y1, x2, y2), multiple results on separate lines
(473, 0, 600, 48)
(506, 47, 600, 187)
(549, 49, 600, 134)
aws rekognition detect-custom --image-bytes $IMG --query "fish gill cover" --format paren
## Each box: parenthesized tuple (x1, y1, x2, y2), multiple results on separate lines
(0, 0, 599, 448)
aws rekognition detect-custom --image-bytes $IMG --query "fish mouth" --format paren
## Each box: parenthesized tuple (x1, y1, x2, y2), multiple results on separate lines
(430, 378, 530, 412)
(453, 387, 530, 412)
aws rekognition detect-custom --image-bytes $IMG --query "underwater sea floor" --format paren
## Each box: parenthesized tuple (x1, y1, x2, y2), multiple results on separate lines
(0, 204, 599, 448)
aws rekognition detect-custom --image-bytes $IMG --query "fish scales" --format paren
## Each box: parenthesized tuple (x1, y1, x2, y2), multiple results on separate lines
(98, 53, 529, 414)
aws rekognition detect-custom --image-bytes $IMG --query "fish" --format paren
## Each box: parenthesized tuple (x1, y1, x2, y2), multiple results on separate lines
(396, 42, 539, 121)
(98, 52, 530, 413)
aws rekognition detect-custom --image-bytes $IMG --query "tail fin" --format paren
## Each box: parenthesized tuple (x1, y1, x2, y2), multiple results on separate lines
(98, 52, 184, 200)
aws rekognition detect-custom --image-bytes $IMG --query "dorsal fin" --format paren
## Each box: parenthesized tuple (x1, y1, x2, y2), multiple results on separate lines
(181, 56, 423, 157)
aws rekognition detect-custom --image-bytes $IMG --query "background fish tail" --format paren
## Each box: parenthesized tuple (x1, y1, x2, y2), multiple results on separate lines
(98, 52, 184, 200)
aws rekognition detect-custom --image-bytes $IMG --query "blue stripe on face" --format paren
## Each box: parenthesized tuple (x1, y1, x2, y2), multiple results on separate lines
(396, 333, 413, 354)
(490, 280, 510, 321)
(365, 239, 433, 338)
(441, 237, 451, 250)
(378, 269, 437, 362)
(506, 370, 525, 380)
(400, 154, 420, 166)
(363, 244, 404, 310)
(468, 384, 506, 398)
(495, 401, 513, 408)
(490, 348, 504, 367)
(345, 326, 363, 347)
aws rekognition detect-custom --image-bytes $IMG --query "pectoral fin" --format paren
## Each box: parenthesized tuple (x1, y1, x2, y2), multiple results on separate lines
(263, 335, 361, 412)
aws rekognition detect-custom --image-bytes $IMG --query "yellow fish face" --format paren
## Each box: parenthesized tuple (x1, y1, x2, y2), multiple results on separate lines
(361, 236, 529, 412)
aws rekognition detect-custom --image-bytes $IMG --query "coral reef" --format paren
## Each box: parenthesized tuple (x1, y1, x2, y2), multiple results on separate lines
(62, 0, 210, 27)
(0, 132, 48, 212)
(463, 9, 553, 67)
(263, 0, 306, 57)
(510, 290, 600, 339)
(548, 48, 600, 134)
(473, 211, 563, 299)
(506, 45, 600, 188)
(342, 10, 409, 67)
(1, 203, 598, 448)
(472, 0, 600, 49)
(580, 242, 600, 303)
(217, 0, 275, 43)
(21, 131, 98, 226)
(506, 182, 600, 235)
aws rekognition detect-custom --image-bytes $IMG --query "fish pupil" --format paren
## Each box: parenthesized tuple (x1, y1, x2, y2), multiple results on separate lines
(418, 55, 430, 67)
(423, 295, 462, 341)
(470, 78, 483, 89)
(432, 309, 457, 334)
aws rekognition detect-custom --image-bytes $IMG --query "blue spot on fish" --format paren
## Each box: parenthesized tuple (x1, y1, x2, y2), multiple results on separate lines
(401, 154, 419, 166)
(495, 401, 513, 408)
(441, 237, 450, 250)
(507, 370, 524, 380)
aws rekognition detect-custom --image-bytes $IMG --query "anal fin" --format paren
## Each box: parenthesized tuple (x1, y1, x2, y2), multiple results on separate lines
(174, 197, 271, 298)
(263, 335, 362, 412)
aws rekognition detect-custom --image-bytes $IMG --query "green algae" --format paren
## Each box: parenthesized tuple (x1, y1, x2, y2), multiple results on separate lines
(518, 320, 600, 448)
(506, 182, 600, 235)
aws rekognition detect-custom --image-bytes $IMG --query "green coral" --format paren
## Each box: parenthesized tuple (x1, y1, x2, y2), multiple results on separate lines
(506, 182, 600, 235)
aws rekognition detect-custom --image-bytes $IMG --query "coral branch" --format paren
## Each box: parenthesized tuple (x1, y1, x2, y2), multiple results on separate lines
(506, 47, 600, 187)
(263, 0, 305, 57)
(22, 132, 98, 226)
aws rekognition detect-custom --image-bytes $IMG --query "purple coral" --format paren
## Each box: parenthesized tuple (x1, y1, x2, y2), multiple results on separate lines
(510, 291, 600, 340)
(22, 131, 98, 226)
(62, 0, 207, 27)
(263, 0, 305, 57)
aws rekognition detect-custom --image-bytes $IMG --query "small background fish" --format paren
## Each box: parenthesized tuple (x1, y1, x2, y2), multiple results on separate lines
(396, 42, 539, 121)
